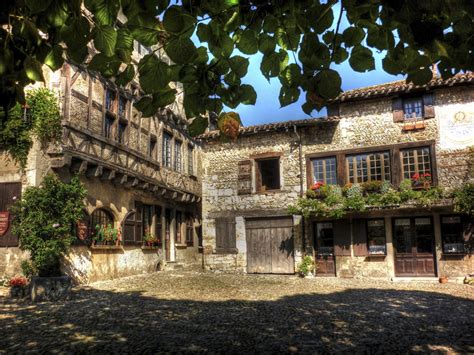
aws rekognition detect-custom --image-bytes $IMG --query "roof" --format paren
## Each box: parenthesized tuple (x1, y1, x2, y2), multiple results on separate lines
(332, 72, 473, 103)
(197, 116, 338, 140)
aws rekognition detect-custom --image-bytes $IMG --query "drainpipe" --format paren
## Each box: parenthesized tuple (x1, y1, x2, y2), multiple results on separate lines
(293, 125, 306, 253)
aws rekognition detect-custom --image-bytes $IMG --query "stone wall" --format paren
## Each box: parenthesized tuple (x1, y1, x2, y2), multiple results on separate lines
(201, 84, 474, 277)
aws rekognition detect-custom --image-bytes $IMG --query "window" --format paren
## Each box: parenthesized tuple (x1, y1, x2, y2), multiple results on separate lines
(149, 136, 157, 159)
(366, 219, 386, 255)
(403, 97, 424, 119)
(401, 147, 432, 180)
(162, 132, 172, 168)
(105, 89, 116, 112)
(315, 222, 334, 255)
(142, 204, 153, 239)
(176, 211, 182, 244)
(174, 140, 182, 172)
(188, 145, 194, 176)
(215, 217, 236, 253)
(346, 151, 390, 183)
(104, 115, 115, 139)
(186, 214, 194, 246)
(118, 121, 127, 144)
(90, 208, 114, 238)
(123, 203, 143, 245)
(441, 216, 465, 254)
(256, 158, 280, 192)
(312, 157, 337, 184)
(155, 206, 162, 245)
(118, 95, 127, 118)
(394, 217, 433, 254)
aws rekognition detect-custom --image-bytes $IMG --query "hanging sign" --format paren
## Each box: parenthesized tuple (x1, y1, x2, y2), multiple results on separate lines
(0, 212, 10, 237)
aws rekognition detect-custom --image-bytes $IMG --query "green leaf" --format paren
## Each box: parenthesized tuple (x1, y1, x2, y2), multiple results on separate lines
(115, 65, 135, 86)
(260, 50, 288, 80)
(333, 47, 349, 64)
(229, 56, 249, 78)
(310, 4, 334, 34)
(188, 115, 208, 137)
(163, 6, 196, 36)
(276, 27, 300, 51)
(263, 15, 279, 33)
(382, 55, 401, 75)
(134, 96, 157, 117)
(46, 1, 69, 27)
(209, 34, 234, 58)
(279, 63, 302, 87)
(240, 84, 257, 105)
(349, 45, 375, 72)
(25, 0, 52, 13)
(152, 89, 177, 108)
(279, 86, 300, 107)
(302, 101, 316, 115)
(166, 38, 198, 64)
(259, 33, 276, 55)
(138, 54, 172, 93)
(93, 25, 117, 56)
(314, 69, 341, 99)
(24, 56, 44, 82)
(44, 45, 64, 71)
(195, 47, 209, 65)
(60, 17, 90, 48)
(236, 30, 258, 55)
(407, 67, 433, 85)
(342, 27, 365, 47)
(88, 54, 121, 77)
(84, 0, 120, 26)
(196, 24, 212, 42)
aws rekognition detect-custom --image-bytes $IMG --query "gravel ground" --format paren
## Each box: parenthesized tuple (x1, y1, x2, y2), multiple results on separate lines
(1, 271, 473, 353)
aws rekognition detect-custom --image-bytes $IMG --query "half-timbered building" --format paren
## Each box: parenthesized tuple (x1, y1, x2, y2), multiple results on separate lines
(0, 40, 202, 282)
(199, 73, 473, 280)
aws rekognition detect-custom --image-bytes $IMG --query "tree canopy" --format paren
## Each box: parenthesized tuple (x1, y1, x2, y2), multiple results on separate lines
(0, 0, 472, 138)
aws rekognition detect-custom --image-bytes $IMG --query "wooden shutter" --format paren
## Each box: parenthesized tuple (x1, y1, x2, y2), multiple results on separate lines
(463, 217, 473, 253)
(327, 104, 340, 117)
(0, 182, 21, 247)
(353, 219, 368, 257)
(333, 219, 351, 256)
(422, 93, 435, 118)
(392, 98, 404, 123)
(215, 217, 236, 253)
(237, 160, 252, 195)
(123, 210, 137, 244)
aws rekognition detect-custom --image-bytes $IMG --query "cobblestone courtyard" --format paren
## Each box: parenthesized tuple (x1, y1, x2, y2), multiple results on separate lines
(1, 271, 473, 353)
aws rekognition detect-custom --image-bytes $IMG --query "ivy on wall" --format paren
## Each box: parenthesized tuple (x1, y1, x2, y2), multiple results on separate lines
(0, 88, 61, 168)
(288, 179, 445, 218)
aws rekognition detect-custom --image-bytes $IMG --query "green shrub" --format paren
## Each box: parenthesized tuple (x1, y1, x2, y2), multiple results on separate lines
(399, 179, 417, 201)
(11, 175, 86, 277)
(453, 183, 474, 216)
(380, 180, 392, 194)
(297, 255, 315, 277)
(20, 260, 36, 279)
(361, 180, 383, 194)
(380, 188, 402, 206)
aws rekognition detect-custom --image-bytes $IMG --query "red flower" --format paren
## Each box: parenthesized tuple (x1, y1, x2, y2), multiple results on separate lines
(423, 173, 431, 177)
(311, 181, 325, 190)
(411, 173, 420, 180)
(9, 276, 27, 287)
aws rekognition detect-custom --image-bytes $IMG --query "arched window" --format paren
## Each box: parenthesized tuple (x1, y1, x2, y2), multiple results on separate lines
(90, 208, 114, 236)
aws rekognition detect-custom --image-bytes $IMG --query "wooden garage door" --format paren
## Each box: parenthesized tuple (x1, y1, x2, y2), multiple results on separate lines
(246, 217, 294, 274)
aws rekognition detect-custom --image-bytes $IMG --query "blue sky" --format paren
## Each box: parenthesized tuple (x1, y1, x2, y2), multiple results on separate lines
(192, 3, 405, 126)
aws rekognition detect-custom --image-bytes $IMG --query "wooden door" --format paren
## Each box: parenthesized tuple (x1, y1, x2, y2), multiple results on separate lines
(393, 217, 436, 276)
(246, 217, 294, 274)
(0, 182, 21, 247)
(314, 222, 336, 276)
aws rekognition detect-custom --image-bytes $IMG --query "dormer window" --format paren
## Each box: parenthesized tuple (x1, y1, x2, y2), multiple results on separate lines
(403, 98, 423, 120)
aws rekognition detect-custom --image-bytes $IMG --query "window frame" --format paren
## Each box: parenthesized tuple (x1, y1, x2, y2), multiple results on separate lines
(255, 157, 281, 192)
(403, 97, 424, 120)
(400, 146, 433, 183)
(440, 215, 467, 254)
(188, 144, 194, 176)
(162, 131, 172, 169)
(186, 214, 194, 246)
(346, 151, 391, 184)
(90, 208, 114, 239)
(310, 156, 337, 185)
(174, 140, 183, 172)
(366, 218, 387, 255)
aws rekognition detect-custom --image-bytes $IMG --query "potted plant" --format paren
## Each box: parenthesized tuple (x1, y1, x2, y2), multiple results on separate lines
(93, 224, 120, 246)
(296, 255, 315, 278)
(143, 229, 157, 247)
(309, 181, 328, 199)
(10, 175, 86, 302)
(9, 276, 28, 298)
(411, 173, 431, 190)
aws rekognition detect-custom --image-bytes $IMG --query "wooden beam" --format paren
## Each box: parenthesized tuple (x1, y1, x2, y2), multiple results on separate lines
(131, 178, 139, 187)
(107, 170, 116, 180)
(140, 182, 149, 190)
(86, 165, 103, 178)
(120, 175, 128, 185)
(152, 185, 159, 193)
(78, 161, 88, 175)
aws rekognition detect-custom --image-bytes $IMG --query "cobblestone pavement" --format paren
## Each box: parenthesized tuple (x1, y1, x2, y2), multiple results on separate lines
(1, 271, 473, 353)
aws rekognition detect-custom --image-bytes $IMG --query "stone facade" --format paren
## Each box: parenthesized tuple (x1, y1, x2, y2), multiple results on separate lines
(201, 81, 473, 280)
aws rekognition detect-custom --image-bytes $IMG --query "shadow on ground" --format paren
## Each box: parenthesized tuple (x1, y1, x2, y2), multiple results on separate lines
(0, 286, 473, 353)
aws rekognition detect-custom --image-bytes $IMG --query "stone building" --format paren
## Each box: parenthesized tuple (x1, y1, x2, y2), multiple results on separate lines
(199, 73, 473, 280)
(0, 41, 202, 282)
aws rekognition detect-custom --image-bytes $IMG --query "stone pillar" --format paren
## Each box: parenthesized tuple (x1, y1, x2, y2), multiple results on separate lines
(385, 216, 395, 279)
(169, 209, 176, 262)
(161, 211, 167, 260)
(235, 216, 246, 271)
(432, 212, 443, 277)
(293, 215, 303, 266)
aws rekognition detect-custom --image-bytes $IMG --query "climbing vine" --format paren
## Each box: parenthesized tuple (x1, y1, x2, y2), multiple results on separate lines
(0, 88, 61, 168)
(288, 179, 445, 219)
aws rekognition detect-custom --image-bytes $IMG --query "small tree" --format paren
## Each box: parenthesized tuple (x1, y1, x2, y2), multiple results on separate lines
(11, 175, 87, 277)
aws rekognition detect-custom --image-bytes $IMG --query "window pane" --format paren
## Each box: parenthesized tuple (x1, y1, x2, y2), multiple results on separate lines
(394, 218, 411, 253)
(312, 157, 337, 185)
(174, 141, 182, 172)
(258, 158, 280, 190)
(162, 133, 172, 168)
(346, 152, 390, 183)
(316, 222, 334, 255)
(441, 216, 464, 253)
(401, 147, 432, 180)
(367, 219, 386, 254)
(403, 98, 423, 119)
